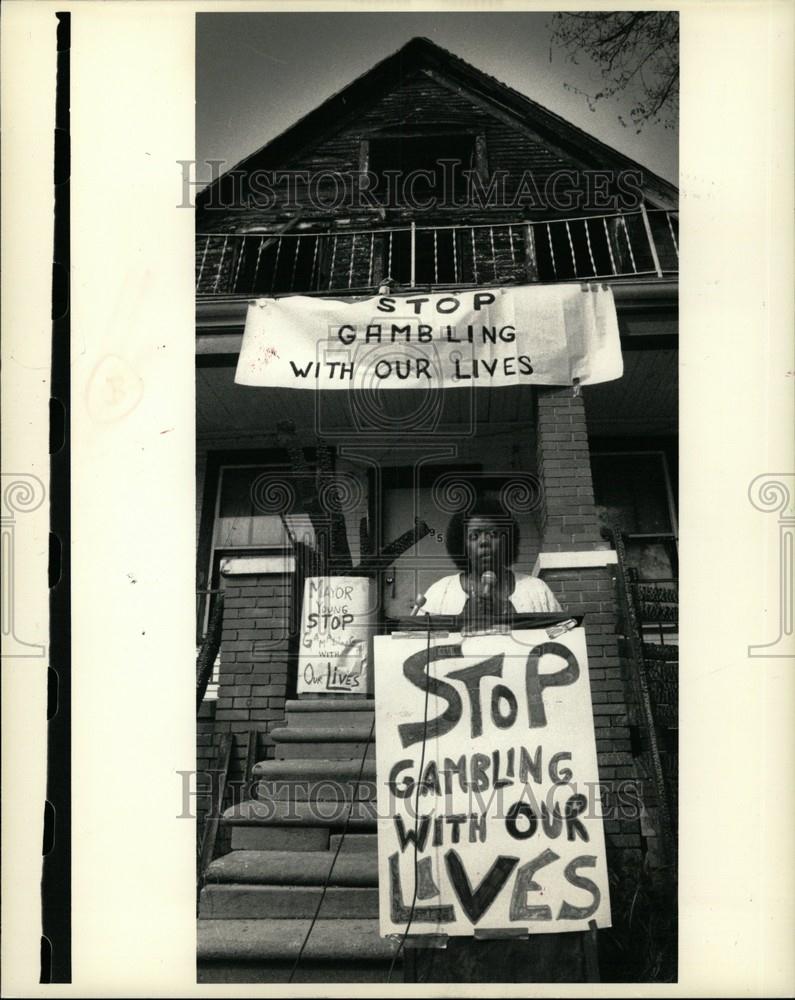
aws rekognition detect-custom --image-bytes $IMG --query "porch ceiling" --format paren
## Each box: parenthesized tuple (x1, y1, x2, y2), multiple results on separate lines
(196, 348, 676, 442)
(584, 349, 677, 437)
(196, 365, 536, 440)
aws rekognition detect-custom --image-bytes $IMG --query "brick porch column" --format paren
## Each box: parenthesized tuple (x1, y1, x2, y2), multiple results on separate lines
(534, 386, 643, 880)
(213, 576, 292, 782)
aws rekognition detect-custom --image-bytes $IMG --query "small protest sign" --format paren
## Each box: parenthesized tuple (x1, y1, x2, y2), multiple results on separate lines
(297, 576, 375, 695)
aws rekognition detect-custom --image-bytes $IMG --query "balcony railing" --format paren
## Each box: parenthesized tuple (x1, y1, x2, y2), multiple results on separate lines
(196, 207, 678, 297)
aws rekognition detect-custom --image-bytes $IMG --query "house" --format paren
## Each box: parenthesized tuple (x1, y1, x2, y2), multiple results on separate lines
(194, 37, 678, 983)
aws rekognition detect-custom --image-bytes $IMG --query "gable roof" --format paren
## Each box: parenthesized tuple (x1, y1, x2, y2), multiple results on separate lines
(198, 35, 678, 211)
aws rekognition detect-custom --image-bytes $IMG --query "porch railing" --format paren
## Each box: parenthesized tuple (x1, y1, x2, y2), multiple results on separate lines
(196, 207, 678, 296)
(196, 589, 224, 710)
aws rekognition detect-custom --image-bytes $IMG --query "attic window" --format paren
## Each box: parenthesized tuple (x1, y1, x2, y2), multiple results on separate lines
(367, 133, 478, 207)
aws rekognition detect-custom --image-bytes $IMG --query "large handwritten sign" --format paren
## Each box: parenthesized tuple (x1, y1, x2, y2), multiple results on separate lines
(236, 284, 622, 390)
(297, 576, 374, 695)
(374, 628, 611, 936)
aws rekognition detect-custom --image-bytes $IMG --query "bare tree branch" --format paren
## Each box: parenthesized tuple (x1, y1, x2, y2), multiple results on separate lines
(550, 11, 679, 130)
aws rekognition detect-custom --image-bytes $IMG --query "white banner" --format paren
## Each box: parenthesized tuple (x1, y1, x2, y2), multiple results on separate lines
(297, 576, 374, 694)
(235, 284, 622, 390)
(374, 628, 611, 937)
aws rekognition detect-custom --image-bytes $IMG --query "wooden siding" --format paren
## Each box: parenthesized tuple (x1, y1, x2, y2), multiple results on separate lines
(198, 69, 635, 233)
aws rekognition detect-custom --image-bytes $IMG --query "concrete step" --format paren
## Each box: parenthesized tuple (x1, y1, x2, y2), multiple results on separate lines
(205, 849, 378, 886)
(199, 884, 379, 919)
(286, 699, 374, 730)
(329, 833, 378, 856)
(223, 797, 377, 829)
(198, 959, 400, 983)
(287, 698, 374, 712)
(230, 826, 329, 852)
(270, 722, 375, 743)
(276, 742, 375, 760)
(197, 918, 399, 962)
(254, 779, 377, 803)
(286, 710, 375, 729)
(252, 758, 377, 782)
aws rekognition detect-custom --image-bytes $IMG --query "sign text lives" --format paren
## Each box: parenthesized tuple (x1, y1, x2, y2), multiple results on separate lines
(374, 628, 611, 936)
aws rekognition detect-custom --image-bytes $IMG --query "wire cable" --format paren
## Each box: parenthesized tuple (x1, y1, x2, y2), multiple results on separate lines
(288, 710, 376, 983)
(387, 613, 433, 982)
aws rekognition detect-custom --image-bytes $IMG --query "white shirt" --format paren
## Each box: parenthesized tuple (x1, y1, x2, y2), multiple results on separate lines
(419, 572, 563, 615)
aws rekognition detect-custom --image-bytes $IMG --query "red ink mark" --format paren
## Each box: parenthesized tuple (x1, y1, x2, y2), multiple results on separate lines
(258, 346, 280, 366)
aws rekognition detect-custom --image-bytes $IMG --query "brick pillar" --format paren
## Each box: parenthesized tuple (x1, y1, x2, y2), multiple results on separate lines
(535, 386, 602, 552)
(534, 387, 643, 886)
(213, 576, 292, 782)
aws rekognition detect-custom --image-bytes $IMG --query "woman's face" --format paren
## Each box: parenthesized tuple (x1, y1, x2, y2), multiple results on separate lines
(465, 515, 510, 573)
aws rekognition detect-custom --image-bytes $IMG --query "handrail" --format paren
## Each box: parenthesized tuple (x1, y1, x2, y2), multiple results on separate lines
(609, 523, 676, 866)
(197, 731, 235, 880)
(196, 590, 224, 711)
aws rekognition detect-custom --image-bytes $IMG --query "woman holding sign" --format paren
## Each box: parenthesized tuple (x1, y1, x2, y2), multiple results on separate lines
(418, 496, 562, 616)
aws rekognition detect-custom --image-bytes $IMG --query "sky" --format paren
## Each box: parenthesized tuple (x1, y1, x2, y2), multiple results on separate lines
(196, 12, 678, 186)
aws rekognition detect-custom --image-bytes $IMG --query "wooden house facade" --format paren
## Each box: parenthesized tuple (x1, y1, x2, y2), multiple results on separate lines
(195, 37, 678, 983)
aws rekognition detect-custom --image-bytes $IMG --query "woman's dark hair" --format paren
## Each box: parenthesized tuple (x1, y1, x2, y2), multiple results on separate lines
(445, 495, 521, 571)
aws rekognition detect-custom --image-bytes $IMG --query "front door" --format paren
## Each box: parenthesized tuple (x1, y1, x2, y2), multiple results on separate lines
(380, 480, 460, 619)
